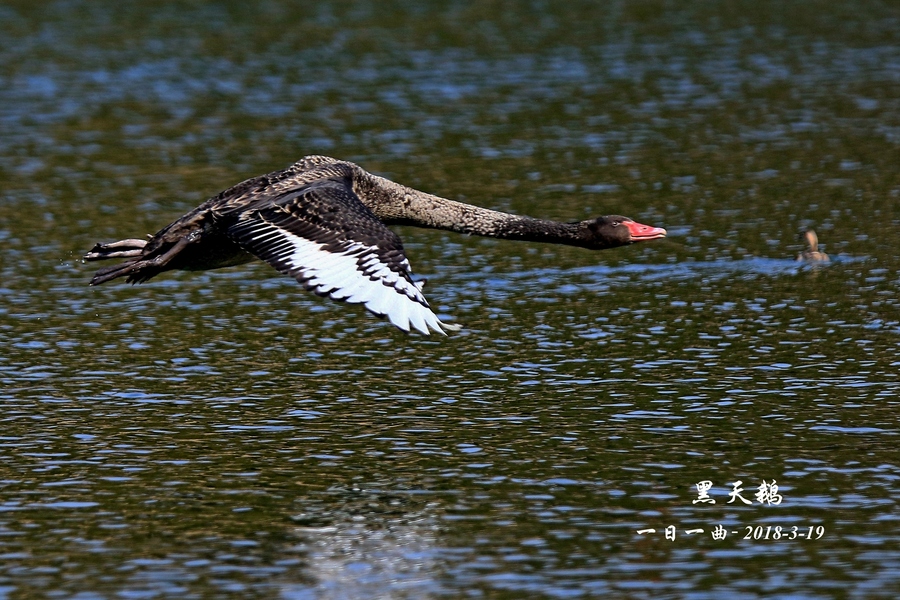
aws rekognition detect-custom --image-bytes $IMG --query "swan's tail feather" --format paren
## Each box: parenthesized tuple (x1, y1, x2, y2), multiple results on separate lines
(83, 238, 148, 261)
(84, 238, 151, 285)
(85, 237, 189, 285)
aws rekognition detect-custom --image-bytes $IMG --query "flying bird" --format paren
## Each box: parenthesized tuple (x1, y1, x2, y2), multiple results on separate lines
(85, 156, 667, 334)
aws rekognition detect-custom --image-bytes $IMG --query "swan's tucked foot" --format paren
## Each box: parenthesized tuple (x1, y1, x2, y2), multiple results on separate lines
(88, 260, 141, 286)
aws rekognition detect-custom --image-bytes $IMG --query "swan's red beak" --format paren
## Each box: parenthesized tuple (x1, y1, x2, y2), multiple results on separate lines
(624, 220, 667, 242)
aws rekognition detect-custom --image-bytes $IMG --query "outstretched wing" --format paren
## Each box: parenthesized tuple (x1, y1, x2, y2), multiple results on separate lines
(224, 180, 453, 335)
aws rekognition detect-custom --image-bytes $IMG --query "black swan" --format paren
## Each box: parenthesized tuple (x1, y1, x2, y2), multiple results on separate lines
(85, 156, 667, 334)
(797, 230, 829, 263)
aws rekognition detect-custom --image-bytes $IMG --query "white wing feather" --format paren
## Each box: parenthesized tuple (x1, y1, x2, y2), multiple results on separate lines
(240, 219, 454, 334)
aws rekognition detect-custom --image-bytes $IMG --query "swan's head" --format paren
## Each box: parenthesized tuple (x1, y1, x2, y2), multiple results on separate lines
(581, 215, 667, 249)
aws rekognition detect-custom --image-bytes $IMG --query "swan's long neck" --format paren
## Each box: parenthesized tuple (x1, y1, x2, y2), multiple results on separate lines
(358, 172, 586, 246)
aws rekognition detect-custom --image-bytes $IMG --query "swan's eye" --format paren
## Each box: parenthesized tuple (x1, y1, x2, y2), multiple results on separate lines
(611, 220, 621, 227)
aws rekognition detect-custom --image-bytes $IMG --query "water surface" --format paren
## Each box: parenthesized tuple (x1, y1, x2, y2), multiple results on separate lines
(1, 1, 900, 598)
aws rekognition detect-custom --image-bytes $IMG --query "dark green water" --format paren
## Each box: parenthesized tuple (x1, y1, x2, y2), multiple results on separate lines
(2, 1, 900, 598)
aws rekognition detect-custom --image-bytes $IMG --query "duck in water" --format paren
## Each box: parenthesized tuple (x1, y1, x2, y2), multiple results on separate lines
(797, 230, 829, 263)
(85, 156, 667, 334)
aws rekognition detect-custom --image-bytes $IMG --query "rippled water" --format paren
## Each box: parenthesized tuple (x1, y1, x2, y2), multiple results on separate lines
(2, 1, 900, 598)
